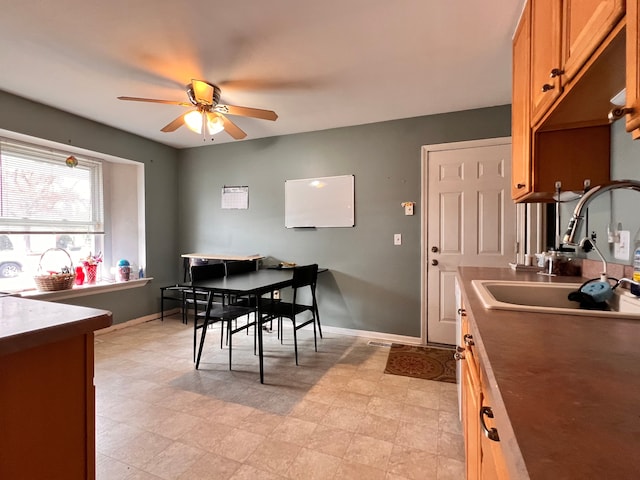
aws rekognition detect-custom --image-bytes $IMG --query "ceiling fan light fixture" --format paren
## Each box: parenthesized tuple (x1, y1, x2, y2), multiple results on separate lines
(184, 110, 224, 135)
(184, 110, 204, 134)
(205, 112, 225, 135)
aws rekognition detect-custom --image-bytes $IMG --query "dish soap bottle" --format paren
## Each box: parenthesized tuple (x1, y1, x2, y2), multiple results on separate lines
(632, 239, 640, 296)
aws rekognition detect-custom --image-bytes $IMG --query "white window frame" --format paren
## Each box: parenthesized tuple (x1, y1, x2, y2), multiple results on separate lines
(0, 129, 150, 298)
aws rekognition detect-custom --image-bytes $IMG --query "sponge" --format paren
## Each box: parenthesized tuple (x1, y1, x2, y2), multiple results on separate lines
(580, 281, 613, 303)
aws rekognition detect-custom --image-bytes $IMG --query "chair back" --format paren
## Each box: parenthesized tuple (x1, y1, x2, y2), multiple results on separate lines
(292, 264, 318, 289)
(190, 262, 225, 282)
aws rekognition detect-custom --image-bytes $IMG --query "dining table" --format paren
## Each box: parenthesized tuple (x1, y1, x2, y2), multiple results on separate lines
(188, 268, 304, 384)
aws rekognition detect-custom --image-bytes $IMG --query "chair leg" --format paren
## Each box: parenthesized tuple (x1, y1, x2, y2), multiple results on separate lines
(195, 320, 209, 369)
(315, 303, 323, 338)
(292, 319, 299, 366)
(228, 321, 233, 370)
(193, 323, 197, 362)
(312, 313, 318, 352)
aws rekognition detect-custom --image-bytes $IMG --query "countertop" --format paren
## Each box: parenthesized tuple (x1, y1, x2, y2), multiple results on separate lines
(0, 296, 112, 356)
(457, 266, 640, 479)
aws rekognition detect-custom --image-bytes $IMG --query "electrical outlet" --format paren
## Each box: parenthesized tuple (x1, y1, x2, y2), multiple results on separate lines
(394, 234, 402, 245)
(273, 290, 280, 299)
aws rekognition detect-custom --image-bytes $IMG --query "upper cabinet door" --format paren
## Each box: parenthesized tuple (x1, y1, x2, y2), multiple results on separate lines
(512, 3, 532, 201)
(626, 0, 640, 138)
(530, 0, 563, 125)
(562, 0, 625, 81)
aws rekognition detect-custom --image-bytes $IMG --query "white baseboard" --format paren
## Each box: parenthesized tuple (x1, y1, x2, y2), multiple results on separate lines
(95, 308, 180, 335)
(320, 325, 422, 346)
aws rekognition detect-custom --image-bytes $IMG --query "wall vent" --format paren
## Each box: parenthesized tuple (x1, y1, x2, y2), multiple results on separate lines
(367, 341, 392, 348)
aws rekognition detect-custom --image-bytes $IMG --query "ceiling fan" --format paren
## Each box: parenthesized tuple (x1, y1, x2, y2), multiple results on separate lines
(117, 79, 278, 140)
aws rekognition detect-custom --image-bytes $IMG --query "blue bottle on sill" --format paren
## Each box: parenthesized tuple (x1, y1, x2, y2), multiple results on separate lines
(139, 266, 144, 279)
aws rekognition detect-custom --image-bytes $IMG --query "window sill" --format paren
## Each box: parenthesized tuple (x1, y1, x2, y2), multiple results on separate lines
(18, 278, 153, 301)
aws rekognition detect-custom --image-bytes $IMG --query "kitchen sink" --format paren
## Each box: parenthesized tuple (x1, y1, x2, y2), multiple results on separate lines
(471, 280, 640, 318)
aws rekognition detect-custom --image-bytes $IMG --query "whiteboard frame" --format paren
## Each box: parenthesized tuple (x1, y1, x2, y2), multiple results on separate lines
(285, 174, 355, 228)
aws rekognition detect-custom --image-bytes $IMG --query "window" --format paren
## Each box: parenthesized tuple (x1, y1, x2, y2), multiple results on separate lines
(0, 136, 145, 293)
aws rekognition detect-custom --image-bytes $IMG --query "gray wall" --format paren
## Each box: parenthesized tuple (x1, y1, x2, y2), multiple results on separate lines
(0, 90, 180, 324)
(178, 105, 511, 337)
(0, 90, 511, 336)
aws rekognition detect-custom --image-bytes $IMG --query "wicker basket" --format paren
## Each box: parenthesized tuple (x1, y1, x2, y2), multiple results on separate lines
(34, 248, 76, 292)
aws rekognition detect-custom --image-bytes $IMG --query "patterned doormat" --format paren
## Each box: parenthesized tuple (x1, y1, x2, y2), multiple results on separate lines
(384, 343, 456, 383)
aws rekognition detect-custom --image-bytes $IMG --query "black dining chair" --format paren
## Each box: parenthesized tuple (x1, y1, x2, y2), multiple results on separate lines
(260, 264, 319, 365)
(194, 288, 257, 370)
(226, 260, 275, 333)
(186, 262, 226, 321)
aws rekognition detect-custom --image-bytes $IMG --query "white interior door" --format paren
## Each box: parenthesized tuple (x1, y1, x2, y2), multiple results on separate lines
(422, 138, 516, 345)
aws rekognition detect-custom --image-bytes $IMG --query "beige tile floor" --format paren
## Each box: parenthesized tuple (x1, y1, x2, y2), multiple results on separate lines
(95, 314, 465, 480)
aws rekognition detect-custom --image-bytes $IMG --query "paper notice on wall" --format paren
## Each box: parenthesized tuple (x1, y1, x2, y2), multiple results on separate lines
(221, 186, 249, 209)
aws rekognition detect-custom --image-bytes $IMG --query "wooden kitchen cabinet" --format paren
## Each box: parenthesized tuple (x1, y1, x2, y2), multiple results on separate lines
(460, 307, 481, 480)
(530, 0, 624, 125)
(0, 298, 111, 480)
(561, 0, 625, 82)
(479, 380, 509, 479)
(512, 2, 532, 199)
(626, 0, 640, 138)
(530, 0, 563, 125)
(512, 0, 627, 202)
(459, 305, 509, 479)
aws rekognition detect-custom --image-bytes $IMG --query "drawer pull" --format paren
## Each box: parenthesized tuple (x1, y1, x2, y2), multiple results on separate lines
(541, 83, 554, 92)
(454, 346, 465, 361)
(463, 334, 474, 346)
(549, 68, 564, 78)
(480, 406, 500, 442)
(457, 308, 466, 316)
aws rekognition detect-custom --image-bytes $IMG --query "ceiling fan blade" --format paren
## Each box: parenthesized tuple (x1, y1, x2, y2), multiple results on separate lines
(216, 104, 278, 121)
(220, 114, 247, 139)
(160, 112, 187, 132)
(191, 80, 214, 105)
(117, 96, 191, 107)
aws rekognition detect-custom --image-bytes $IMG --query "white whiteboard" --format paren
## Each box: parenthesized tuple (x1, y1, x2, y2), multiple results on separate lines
(285, 175, 354, 228)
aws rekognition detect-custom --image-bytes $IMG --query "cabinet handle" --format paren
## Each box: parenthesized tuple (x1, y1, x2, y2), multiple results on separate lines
(463, 333, 474, 346)
(541, 83, 554, 92)
(549, 68, 564, 78)
(480, 406, 500, 442)
(454, 346, 465, 361)
(516, 183, 525, 189)
(431, 259, 439, 266)
(457, 308, 466, 316)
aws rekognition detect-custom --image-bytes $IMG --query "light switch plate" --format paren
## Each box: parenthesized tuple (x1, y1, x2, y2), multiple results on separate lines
(394, 234, 402, 245)
(615, 230, 630, 260)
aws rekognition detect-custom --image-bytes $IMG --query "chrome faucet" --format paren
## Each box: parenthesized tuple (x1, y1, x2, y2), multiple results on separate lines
(562, 180, 640, 245)
(579, 235, 608, 280)
(614, 278, 640, 289)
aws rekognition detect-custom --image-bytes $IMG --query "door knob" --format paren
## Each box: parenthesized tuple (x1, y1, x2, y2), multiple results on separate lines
(431, 259, 439, 266)
(431, 246, 439, 253)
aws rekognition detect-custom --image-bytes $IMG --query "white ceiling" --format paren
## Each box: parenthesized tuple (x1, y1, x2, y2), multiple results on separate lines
(0, 1, 525, 149)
